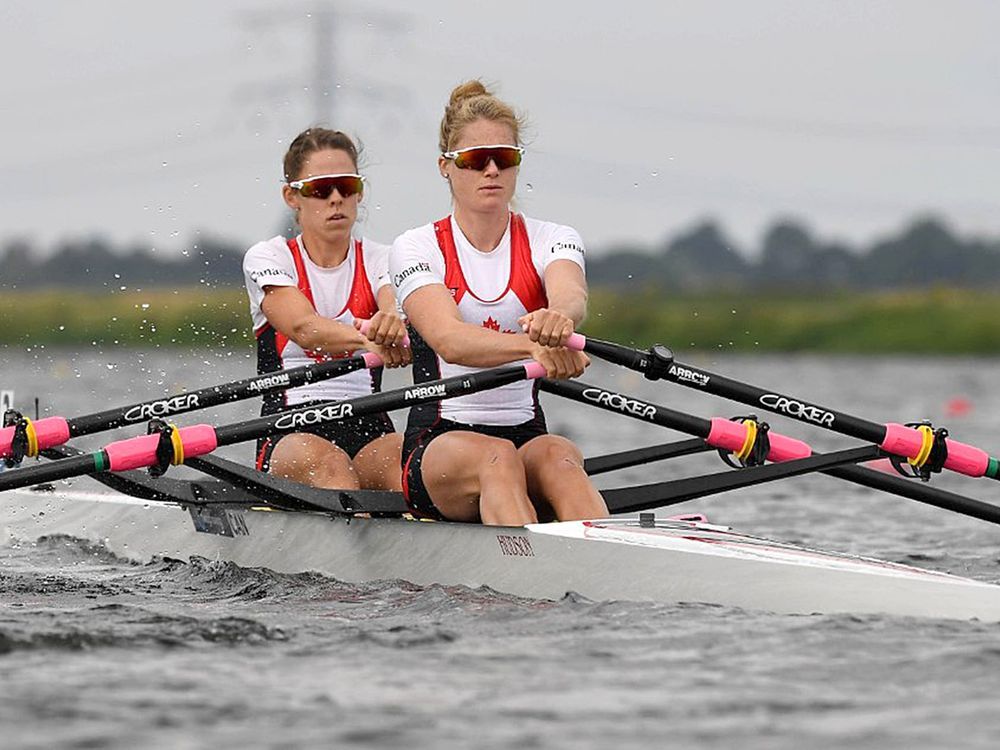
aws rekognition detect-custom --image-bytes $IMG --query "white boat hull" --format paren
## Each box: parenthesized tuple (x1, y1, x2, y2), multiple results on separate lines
(5, 488, 1000, 621)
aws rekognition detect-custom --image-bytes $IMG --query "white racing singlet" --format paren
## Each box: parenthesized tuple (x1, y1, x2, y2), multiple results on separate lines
(245, 236, 382, 412)
(409, 214, 549, 427)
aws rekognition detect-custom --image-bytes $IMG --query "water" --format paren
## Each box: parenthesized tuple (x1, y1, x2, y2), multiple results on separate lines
(3, 347, 1000, 748)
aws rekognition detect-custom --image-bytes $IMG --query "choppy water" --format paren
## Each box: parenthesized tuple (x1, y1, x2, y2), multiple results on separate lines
(3, 347, 1000, 749)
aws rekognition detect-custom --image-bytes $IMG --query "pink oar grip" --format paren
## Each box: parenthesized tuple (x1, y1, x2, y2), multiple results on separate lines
(524, 362, 547, 379)
(880, 423, 925, 458)
(766, 432, 813, 463)
(361, 351, 384, 368)
(706, 418, 812, 462)
(943, 439, 989, 477)
(565, 333, 586, 352)
(355, 318, 411, 348)
(880, 422, 989, 477)
(0, 426, 14, 458)
(104, 424, 218, 472)
(706, 417, 749, 453)
(0, 416, 72, 458)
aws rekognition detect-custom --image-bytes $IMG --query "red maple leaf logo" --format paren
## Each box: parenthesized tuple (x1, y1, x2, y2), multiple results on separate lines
(482, 317, 501, 331)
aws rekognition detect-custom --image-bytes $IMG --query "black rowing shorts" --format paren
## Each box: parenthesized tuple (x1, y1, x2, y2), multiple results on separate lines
(256, 405, 395, 472)
(401, 415, 547, 520)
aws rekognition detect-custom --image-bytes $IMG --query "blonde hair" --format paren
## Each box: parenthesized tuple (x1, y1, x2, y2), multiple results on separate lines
(438, 80, 524, 153)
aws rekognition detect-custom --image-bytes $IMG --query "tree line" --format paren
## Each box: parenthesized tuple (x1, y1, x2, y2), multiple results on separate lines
(2, 215, 998, 290)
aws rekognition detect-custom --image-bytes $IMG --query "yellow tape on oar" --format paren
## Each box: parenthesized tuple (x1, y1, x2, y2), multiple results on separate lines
(168, 423, 185, 465)
(735, 419, 758, 462)
(908, 424, 935, 468)
(23, 418, 39, 458)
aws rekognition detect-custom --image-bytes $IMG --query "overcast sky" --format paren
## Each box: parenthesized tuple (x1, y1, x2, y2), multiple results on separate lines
(1, 1, 997, 259)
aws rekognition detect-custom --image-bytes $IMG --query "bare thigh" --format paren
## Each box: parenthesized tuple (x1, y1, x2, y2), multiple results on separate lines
(268, 432, 359, 490)
(353, 432, 403, 491)
(420, 431, 536, 525)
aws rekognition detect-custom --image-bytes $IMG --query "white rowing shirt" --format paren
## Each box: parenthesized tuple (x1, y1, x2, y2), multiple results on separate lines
(390, 213, 586, 426)
(243, 234, 390, 408)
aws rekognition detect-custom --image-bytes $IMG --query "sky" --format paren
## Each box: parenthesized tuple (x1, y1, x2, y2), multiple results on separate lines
(1, 0, 998, 259)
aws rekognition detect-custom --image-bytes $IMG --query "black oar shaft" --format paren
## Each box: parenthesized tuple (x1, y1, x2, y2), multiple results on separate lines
(67, 357, 368, 436)
(827, 465, 1000, 525)
(539, 379, 712, 437)
(0, 453, 105, 490)
(584, 439, 712, 476)
(0, 363, 533, 493)
(580, 338, 887, 442)
(214, 364, 530, 447)
(602, 445, 881, 514)
(578, 336, 1000, 482)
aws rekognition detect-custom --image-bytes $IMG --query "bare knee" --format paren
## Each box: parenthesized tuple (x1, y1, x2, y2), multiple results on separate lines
(522, 436, 584, 475)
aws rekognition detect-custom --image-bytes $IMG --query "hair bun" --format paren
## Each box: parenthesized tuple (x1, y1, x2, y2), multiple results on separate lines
(448, 80, 490, 108)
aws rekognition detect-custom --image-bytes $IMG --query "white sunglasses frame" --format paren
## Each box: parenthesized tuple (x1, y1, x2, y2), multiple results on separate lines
(286, 173, 366, 195)
(440, 144, 525, 164)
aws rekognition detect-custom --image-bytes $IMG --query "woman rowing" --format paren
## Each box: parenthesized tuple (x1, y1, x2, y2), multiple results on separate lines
(242, 128, 409, 490)
(389, 80, 609, 525)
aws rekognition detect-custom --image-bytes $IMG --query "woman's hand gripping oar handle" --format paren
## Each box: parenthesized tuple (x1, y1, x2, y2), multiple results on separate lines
(355, 318, 411, 348)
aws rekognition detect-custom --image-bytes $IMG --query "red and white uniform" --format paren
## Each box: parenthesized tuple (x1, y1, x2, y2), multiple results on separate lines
(390, 213, 586, 426)
(243, 234, 390, 407)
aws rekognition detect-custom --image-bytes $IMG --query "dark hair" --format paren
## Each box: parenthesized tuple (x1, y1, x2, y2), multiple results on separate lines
(283, 128, 361, 181)
(438, 80, 524, 153)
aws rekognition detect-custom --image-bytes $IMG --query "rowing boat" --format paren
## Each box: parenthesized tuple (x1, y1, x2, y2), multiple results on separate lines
(4, 451, 1000, 621)
(4, 336, 1000, 621)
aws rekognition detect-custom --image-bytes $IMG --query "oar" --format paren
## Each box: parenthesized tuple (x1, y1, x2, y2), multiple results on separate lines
(0, 361, 545, 493)
(540, 378, 815, 464)
(569, 334, 1000, 482)
(602, 445, 881, 514)
(0, 353, 386, 464)
(543, 377, 1000, 525)
(0, 319, 410, 464)
(583, 439, 712, 476)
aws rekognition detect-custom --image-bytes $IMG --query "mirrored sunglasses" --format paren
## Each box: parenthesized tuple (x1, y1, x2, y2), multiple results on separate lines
(288, 173, 365, 199)
(441, 145, 524, 171)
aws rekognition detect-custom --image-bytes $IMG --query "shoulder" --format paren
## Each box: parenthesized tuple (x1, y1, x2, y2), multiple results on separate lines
(389, 223, 442, 268)
(391, 222, 439, 251)
(243, 235, 290, 265)
(359, 236, 391, 260)
(519, 215, 586, 263)
(243, 236, 296, 288)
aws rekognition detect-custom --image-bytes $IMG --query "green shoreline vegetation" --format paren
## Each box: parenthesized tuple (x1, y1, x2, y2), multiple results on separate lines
(1, 287, 999, 354)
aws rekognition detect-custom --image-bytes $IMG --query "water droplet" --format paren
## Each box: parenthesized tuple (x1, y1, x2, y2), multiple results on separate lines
(525, 183, 533, 192)
(651, 171, 659, 178)
(161, 161, 168, 167)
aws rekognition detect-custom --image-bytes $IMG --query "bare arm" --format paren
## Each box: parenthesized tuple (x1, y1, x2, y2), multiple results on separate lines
(403, 283, 588, 378)
(261, 285, 366, 356)
(518, 260, 588, 346)
(403, 284, 536, 367)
